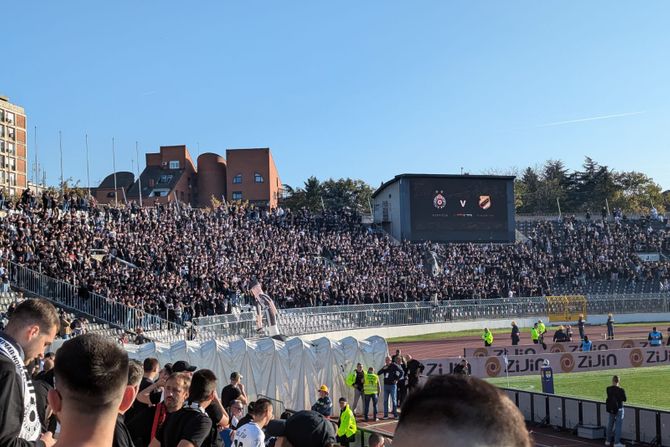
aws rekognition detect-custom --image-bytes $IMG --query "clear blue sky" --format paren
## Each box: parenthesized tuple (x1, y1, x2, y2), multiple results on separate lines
(3, 1, 669, 190)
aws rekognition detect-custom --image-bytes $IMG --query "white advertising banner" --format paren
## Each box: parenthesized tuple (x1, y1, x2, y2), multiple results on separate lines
(463, 338, 653, 358)
(423, 346, 670, 379)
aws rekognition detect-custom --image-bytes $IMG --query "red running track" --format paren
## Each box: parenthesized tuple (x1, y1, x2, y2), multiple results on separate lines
(387, 324, 662, 360)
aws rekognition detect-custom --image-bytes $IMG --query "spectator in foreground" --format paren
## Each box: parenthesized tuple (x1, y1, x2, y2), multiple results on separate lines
(152, 369, 218, 447)
(0, 298, 59, 446)
(147, 372, 191, 446)
(336, 397, 357, 447)
(48, 333, 135, 447)
(221, 371, 248, 413)
(311, 385, 333, 417)
(266, 410, 337, 447)
(605, 375, 627, 447)
(234, 398, 274, 447)
(368, 432, 386, 447)
(392, 374, 532, 447)
(114, 359, 144, 447)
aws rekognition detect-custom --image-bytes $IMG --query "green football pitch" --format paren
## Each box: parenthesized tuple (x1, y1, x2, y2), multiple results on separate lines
(487, 365, 670, 410)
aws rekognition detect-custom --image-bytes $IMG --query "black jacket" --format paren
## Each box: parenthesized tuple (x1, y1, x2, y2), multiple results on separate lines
(0, 355, 37, 446)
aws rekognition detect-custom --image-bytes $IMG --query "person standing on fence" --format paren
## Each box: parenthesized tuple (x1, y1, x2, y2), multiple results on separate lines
(578, 314, 586, 340)
(336, 397, 357, 447)
(605, 375, 626, 447)
(363, 366, 380, 422)
(249, 279, 280, 337)
(482, 328, 493, 347)
(377, 356, 403, 419)
(510, 321, 520, 345)
(606, 314, 615, 340)
(648, 327, 663, 347)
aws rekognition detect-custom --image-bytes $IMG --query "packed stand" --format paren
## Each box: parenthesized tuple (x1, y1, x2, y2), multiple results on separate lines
(0, 191, 669, 326)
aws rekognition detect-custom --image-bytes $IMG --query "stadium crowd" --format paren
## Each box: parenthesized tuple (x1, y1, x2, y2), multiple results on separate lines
(0, 193, 669, 324)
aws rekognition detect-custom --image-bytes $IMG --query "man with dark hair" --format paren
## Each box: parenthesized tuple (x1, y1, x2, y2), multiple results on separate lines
(127, 361, 169, 447)
(605, 375, 626, 447)
(151, 369, 217, 447)
(377, 356, 403, 419)
(47, 333, 135, 447)
(393, 374, 532, 447)
(220, 371, 247, 413)
(368, 433, 385, 447)
(0, 298, 59, 446)
(114, 359, 144, 447)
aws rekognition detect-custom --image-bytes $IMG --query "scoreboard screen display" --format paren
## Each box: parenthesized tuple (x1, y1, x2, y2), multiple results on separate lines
(409, 177, 513, 242)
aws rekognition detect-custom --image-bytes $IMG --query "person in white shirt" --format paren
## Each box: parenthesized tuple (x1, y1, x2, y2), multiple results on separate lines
(233, 398, 273, 447)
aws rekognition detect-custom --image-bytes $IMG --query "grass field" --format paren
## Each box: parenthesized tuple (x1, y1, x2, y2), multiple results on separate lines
(487, 365, 670, 410)
(386, 321, 670, 343)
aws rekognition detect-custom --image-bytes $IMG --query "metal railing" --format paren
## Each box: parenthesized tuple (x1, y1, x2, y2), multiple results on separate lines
(5, 259, 185, 337)
(504, 387, 670, 445)
(6, 254, 670, 343)
(193, 293, 670, 339)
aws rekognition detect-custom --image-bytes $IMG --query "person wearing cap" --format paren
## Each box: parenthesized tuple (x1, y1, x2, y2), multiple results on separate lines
(363, 366, 381, 422)
(336, 397, 357, 447)
(311, 385, 333, 417)
(249, 278, 281, 336)
(221, 371, 248, 413)
(265, 410, 337, 447)
(172, 360, 197, 374)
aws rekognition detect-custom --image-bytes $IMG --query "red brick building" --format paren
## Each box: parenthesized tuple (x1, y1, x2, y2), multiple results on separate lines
(96, 145, 281, 208)
(226, 148, 282, 208)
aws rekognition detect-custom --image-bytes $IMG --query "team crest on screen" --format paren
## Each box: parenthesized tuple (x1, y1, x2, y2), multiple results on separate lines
(433, 191, 446, 209)
(479, 195, 491, 210)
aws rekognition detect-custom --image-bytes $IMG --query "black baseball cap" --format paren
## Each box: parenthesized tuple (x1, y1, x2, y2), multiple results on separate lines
(172, 360, 197, 372)
(266, 410, 336, 447)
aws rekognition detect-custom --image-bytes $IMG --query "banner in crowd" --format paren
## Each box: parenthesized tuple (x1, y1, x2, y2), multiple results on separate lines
(423, 347, 670, 379)
(463, 338, 652, 358)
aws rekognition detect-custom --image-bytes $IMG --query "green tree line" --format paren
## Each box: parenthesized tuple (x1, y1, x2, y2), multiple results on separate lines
(515, 157, 669, 214)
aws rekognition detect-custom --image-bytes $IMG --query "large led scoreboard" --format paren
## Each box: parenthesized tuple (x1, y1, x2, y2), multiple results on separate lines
(372, 174, 516, 243)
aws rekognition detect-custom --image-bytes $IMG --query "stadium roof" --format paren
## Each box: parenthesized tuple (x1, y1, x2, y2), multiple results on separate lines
(372, 173, 516, 198)
(97, 171, 135, 190)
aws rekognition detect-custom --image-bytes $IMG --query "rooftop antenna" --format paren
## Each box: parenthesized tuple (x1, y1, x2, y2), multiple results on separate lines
(112, 137, 118, 207)
(136, 141, 142, 207)
(85, 134, 91, 197)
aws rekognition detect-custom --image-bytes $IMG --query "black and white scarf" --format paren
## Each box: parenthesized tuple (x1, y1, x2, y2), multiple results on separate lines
(0, 335, 41, 441)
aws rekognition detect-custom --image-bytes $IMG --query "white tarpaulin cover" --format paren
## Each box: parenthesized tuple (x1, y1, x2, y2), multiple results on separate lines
(124, 336, 388, 411)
